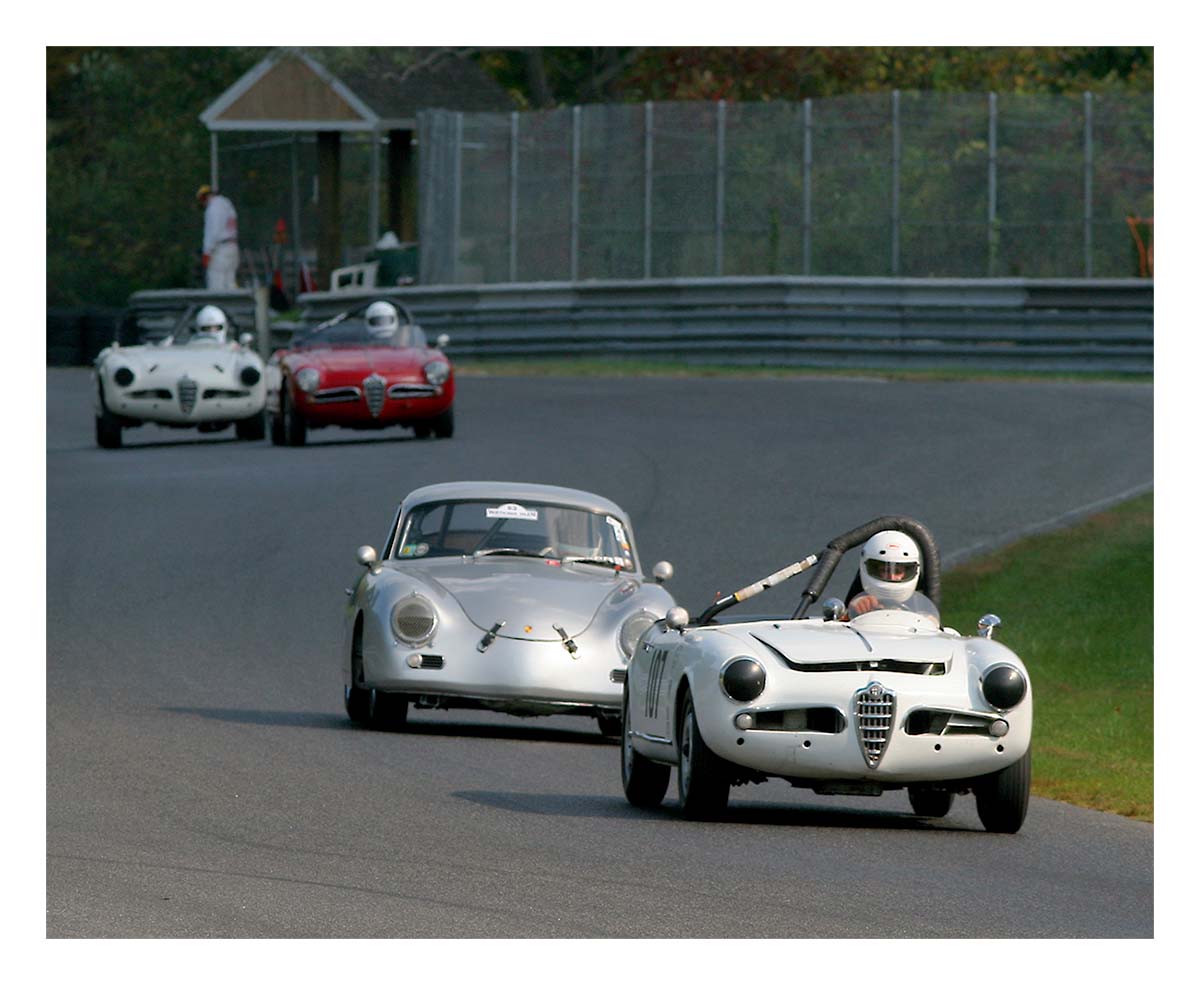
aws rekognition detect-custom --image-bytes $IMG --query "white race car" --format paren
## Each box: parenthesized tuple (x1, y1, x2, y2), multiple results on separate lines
(621, 516, 1033, 832)
(93, 304, 266, 448)
(343, 481, 677, 737)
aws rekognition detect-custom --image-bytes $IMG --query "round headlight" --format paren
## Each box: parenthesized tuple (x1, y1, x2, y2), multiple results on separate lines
(240, 365, 261, 386)
(424, 360, 450, 386)
(720, 657, 766, 702)
(982, 665, 1026, 710)
(618, 610, 658, 661)
(391, 594, 438, 646)
(294, 367, 320, 393)
(113, 366, 135, 387)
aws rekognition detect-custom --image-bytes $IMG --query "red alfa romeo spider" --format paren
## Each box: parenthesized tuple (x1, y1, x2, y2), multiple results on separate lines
(267, 300, 454, 446)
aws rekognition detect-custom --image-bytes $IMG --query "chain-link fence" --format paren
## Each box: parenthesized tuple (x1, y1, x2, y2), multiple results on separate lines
(419, 91, 1152, 284)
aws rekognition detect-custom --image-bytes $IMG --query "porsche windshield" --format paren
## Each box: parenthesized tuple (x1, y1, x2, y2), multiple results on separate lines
(392, 499, 636, 570)
(291, 319, 426, 349)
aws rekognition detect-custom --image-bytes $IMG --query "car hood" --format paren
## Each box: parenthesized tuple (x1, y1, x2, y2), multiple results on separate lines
(103, 342, 260, 379)
(423, 558, 635, 640)
(735, 620, 958, 669)
(285, 345, 433, 380)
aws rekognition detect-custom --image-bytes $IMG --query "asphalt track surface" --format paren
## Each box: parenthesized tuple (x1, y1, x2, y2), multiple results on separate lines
(46, 367, 1154, 937)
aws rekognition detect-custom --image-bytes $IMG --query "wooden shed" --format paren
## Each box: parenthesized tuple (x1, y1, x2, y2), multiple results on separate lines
(200, 47, 513, 288)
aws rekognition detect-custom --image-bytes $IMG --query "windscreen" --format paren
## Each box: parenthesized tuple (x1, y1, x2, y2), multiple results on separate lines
(392, 499, 636, 569)
(292, 319, 425, 349)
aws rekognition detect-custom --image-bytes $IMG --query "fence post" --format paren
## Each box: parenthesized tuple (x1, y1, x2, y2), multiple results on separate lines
(509, 112, 519, 282)
(891, 90, 901, 276)
(367, 130, 381, 247)
(644, 101, 654, 279)
(571, 105, 581, 282)
(452, 112, 463, 283)
(715, 100, 726, 276)
(988, 92, 998, 277)
(210, 132, 219, 189)
(803, 98, 813, 275)
(1084, 91, 1094, 278)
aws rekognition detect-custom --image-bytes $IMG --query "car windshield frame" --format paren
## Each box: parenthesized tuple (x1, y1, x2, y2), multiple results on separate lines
(389, 498, 639, 572)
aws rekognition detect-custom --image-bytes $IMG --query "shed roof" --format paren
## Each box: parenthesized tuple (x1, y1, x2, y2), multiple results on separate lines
(200, 47, 514, 133)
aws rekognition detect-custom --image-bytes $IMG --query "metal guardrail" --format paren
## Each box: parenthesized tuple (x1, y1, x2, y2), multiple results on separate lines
(294, 277, 1154, 374)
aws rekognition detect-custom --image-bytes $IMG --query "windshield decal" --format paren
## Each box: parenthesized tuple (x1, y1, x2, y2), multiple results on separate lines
(486, 503, 539, 521)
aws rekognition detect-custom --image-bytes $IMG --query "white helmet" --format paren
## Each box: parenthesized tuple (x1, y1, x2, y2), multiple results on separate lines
(365, 300, 399, 338)
(859, 530, 921, 604)
(195, 305, 228, 343)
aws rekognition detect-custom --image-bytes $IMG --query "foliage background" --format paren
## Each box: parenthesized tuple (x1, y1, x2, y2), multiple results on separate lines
(46, 46, 1152, 307)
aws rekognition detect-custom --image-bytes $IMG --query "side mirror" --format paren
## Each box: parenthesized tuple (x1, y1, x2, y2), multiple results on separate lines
(435, 333, 450, 349)
(239, 332, 254, 347)
(356, 545, 379, 572)
(665, 606, 689, 632)
(652, 560, 674, 584)
(822, 597, 846, 622)
(977, 613, 1002, 639)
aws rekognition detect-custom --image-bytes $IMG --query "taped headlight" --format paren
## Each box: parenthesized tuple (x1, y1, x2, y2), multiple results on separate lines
(982, 664, 1026, 710)
(295, 368, 320, 393)
(618, 610, 658, 662)
(240, 365, 261, 386)
(391, 594, 438, 646)
(423, 360, 450, 386)
(113, 366, 135, 387)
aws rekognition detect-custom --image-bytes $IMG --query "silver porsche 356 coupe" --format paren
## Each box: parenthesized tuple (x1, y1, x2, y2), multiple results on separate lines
(621, 516, 1034, 833)
(343, 481, 677, 737)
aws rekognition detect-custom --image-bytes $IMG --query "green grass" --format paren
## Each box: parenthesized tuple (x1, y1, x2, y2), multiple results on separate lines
(452, 357, 1152, 384)
(940, 494, 1153, 821)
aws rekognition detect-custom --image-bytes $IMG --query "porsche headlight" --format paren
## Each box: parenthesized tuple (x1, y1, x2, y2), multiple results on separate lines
(423, 360, 450, 386)
(295, 368, 320, 393)
(391, 594, 438, 646)
(618, 609, 658, 662)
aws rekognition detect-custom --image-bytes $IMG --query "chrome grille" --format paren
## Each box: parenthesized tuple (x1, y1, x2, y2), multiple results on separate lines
(419, 654, 444, 669)
(853, 682, 895, 769)
(363, 374, 386, 417)
(178, 377, 197, 415)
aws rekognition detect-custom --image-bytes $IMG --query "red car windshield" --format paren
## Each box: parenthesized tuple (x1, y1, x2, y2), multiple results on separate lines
(292, 320, 426, 349)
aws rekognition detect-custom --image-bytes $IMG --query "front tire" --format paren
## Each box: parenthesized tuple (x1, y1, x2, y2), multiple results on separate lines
(281, 386, 307, 446)
(95, 409, 122, 449)
(368, 690, 409, 731)
(677, 691, 729, 820)
(621, 689, 670, 808)
(908, 786, 956, 818)
(597, 713, 622, 739)
(431, 406, 454, 439)
(236, 411, 265, 441)
(974, 749, 1031, 833)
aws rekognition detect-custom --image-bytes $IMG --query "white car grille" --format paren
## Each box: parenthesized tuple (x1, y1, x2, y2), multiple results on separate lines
(178, 377, 197, 415)
(363, 374, 386, 417)
(853, 682, 895, 769)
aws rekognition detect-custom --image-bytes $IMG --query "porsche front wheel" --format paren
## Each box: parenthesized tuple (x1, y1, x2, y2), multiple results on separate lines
(677, 692, 729, 820)
(369, 691, 409, 731)
(621, 690, 669, 808)
(973, 749, 1031, 833)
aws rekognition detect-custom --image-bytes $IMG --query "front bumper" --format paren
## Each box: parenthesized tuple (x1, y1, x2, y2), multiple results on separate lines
(361, 632, 624, 711)
(695, 673, 1032, 784)
(295, 384, 453, 427)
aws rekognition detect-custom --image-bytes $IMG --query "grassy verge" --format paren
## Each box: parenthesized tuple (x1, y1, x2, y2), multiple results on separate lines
(940, 493, 1153, 821)
(453, 357, 1152, 385)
